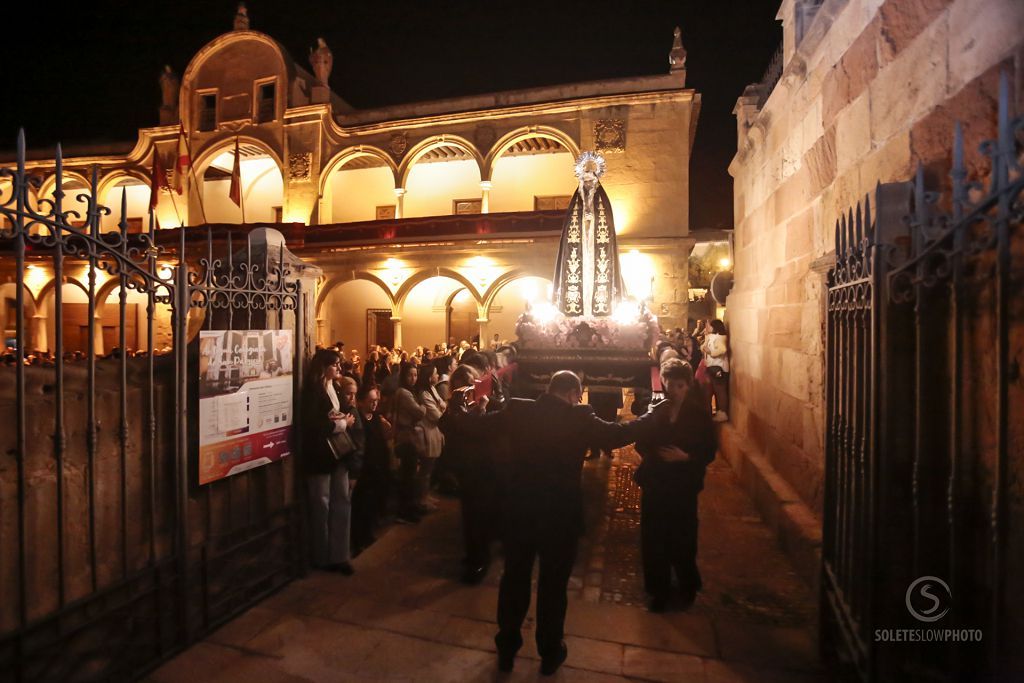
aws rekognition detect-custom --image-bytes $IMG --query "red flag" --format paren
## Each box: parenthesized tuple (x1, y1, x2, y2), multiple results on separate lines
(149, 150, 167, 210)
(228, 137, 242, 208)
(173, 123, 190, 194)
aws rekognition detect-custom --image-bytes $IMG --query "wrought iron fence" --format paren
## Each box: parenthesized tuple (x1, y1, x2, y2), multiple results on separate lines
(0, 131, 307, 681)
(823, 71, 1022, 681)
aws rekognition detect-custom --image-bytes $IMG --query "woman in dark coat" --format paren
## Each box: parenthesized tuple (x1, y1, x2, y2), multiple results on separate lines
(300, 349, 361, 574)
(350, 384, 392, 554)
(634, 358, 717, 611)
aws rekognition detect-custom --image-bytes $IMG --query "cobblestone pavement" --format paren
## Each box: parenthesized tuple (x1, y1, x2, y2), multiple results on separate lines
(148, 438, 827, 682)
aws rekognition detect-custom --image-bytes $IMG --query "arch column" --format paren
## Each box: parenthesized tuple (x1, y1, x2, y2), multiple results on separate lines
(479, 180, 491, 214)
(391, 316, 403, 349)
(30, 313, 46, 352)
(394, 188, 406, 219)
(316, 316, 327, 346)
(91, 313, 105, 356)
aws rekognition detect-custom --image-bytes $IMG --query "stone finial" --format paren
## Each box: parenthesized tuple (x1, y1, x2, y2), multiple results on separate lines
(309, 37, 333, 86)
(669, 26, 687, 75)
(234, 2, 250, 31)
(159, 65, 180, 125)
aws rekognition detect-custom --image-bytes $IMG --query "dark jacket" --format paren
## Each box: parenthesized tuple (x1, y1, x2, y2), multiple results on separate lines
(299, 382, 363, 476)
(358, 411, 391, 478)
(443, 394, 653, 539)
(634, 397, 717, 491)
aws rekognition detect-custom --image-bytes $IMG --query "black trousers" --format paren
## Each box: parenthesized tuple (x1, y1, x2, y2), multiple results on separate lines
(459, 464, 496, 567)
(640, 485, 701, 600)
(395, 442, 419, 517)
(495, 531, 577, 659)
(351, 466, 388, 549)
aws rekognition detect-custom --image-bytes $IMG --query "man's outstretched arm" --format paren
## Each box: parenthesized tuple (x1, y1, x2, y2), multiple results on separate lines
(587, 407, 657, 450)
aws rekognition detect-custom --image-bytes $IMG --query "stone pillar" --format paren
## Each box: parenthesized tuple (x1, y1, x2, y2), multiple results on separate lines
(91, 314, 105, 356)
(476, 317, 489, 348)
(391, 316, 403, 349)
(479, 181, 491, 214)
(394, 188, 406, 219)
(29, 313, 46, 352)
(316, 317, 327, 346)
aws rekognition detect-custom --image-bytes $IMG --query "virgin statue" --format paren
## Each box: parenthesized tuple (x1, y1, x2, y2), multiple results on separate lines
(552, 152, 624, 317)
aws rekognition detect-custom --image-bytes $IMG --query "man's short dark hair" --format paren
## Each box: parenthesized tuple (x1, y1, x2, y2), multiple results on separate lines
(548, 370, 582, 396)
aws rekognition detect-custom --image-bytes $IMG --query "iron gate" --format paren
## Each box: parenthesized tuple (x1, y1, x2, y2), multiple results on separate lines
(823, 71, 1022, 680)
(0, 131, 307, 681)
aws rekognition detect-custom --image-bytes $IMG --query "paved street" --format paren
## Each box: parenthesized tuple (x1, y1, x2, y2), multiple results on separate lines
(147, 445, 826, 682)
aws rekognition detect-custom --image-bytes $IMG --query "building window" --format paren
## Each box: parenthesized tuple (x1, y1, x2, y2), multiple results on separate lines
(535, 195, 572, 211)
(376, 205, 396, 220)
(257, 82, 276, 123)
(453, 198, 482, 215)
(198, 93, 217, 132)
(272, 206, 283, 223)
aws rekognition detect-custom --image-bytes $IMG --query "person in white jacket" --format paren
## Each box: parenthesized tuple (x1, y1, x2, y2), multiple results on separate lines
(414, 363, 447, 512)
(702, 319, 730, 422)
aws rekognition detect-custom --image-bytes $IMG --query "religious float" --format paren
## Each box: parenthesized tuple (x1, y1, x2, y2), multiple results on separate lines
(513, 152, 658, 392)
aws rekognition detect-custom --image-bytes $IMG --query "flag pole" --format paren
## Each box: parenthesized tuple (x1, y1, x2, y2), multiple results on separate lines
(181, 124, 208, 224)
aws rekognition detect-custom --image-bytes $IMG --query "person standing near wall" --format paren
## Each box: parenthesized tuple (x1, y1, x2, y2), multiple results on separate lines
(702, 320, 730, 422)
(300, 350, 360, 575)
(392, 363, 426, 523)
(634, 359, 717, 611)
(414, 362, 446, 513)
(351, 384, 392, 555)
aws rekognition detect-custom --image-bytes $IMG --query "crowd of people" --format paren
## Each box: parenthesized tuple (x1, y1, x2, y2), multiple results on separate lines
(1, 346, 166, 367)
(299, 318, 729, 676)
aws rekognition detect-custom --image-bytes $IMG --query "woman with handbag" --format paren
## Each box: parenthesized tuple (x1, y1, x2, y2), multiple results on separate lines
(301, 350, 360, 574)
(702, 319, 730, 422)
(392, 363, 426, 523)
(414, 362, 446, 512)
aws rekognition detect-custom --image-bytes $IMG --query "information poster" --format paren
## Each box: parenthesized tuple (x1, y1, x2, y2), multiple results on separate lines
(198, 329, 294, 485)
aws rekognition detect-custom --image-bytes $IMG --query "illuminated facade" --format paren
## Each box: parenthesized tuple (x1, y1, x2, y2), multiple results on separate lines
(2, 18, 701, 354)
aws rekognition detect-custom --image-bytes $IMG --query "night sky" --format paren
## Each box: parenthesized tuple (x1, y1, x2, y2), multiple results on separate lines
(2, 0, 780, 230)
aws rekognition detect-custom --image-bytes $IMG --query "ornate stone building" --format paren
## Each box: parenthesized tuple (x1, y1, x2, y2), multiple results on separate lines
(1, 14, 701, 356)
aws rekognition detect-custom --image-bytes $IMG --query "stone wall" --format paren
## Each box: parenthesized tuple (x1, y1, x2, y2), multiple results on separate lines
(728, 0, 1024, 529)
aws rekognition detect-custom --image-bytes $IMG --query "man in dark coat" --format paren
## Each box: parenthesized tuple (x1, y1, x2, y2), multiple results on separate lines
(443, 370, 653, 675)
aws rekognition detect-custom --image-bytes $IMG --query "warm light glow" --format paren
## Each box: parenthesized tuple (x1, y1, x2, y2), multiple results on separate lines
(530, 301, 559, 324)
(619, 249, 654, 301)
(157, 265, 175, 280)
(24, 264, 49, 296)
(520, 279, 538, 303)
(380, 258, 410, 290)
(719, 257, 732, 269)
(612, 298, 642, 324)
(463, 256, 499, 290)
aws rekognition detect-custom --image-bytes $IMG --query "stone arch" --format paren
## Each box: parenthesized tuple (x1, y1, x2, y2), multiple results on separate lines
(37, 170, 93, 206)
(318, 146, 399, 223)
(394, 267, 481, 311)
(397, 135, 484, 189)
(95, 169, 151, 231)
(0, 282, 38, 315)
(481, 268, 551, 311)
(191, 133, 285, 180)
(315, 271, 396, 319)
(35, 275, 89, 306)
(192, 134, 285, 224)
(482, 126, 581, 181)
(319, 146, 399, 197)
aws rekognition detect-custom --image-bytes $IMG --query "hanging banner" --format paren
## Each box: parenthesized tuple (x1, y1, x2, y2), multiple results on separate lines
(198, 329, 294, 485)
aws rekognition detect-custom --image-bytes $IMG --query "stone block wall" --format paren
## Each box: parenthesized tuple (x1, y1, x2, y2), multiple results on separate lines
(729, 0, 1024, 521)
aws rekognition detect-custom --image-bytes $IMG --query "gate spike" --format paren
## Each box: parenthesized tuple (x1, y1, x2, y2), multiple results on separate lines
(847, 208, 855, 256)
(913, 163, 926, 250)
(855, 199, 863, 247)
(120, 187, 128, 235)
(17, 128, 26, 173)
(864, 191, 873, 244)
